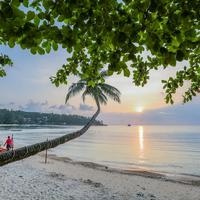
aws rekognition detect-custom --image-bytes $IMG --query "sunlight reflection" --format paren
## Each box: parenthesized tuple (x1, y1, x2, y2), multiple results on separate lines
(139, 126, 144, 151)
(138, 126, 144, 161)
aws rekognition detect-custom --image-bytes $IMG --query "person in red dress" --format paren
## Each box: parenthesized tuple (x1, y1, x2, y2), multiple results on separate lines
(4, 136, 12, 151)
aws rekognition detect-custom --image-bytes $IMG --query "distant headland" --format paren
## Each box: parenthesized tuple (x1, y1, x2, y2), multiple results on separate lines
(0, 109, 104, 126)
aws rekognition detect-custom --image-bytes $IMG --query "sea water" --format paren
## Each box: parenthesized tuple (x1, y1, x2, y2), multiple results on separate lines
(0, 125, 200, 176)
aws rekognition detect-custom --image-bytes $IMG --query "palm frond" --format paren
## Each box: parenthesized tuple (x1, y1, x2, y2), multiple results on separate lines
(65, 82, 85, 103)
(99, 83, 121, 103)
(82, 86, 108, 105)
(93, 87, 108, 105)
(82, 87, 91, 103)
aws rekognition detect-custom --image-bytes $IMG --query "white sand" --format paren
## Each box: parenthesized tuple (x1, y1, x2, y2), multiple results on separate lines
(0, 153, 200, 200)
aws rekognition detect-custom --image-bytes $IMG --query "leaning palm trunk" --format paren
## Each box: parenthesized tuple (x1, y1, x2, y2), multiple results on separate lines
(0, 102, 100, 167)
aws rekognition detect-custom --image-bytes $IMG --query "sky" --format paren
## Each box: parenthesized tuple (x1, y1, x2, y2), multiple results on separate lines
(1, 45, 200, 125)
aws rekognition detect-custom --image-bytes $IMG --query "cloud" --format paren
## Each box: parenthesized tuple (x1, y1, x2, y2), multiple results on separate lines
(41, 100, 48, 106)
(20, 100, 48, 112)
(79, 103, 94, 111)
(8, 102, 15, 106)
(49, 103, 76, 114)
(0, 102, 18, 110)
(0, 100, 76, 115)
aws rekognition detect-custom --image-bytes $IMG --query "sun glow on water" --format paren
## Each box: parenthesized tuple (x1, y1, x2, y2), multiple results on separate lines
(139, 126, 144, 151)
(138, 126, 145, 162)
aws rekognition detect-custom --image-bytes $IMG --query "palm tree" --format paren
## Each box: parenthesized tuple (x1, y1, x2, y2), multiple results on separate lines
(0, 72, 121, 166)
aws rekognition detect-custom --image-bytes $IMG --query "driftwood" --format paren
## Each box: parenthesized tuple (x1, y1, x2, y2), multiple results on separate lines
(0, 104, 100, 167)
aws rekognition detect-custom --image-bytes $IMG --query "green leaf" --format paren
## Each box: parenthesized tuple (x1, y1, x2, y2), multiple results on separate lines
(88, 80, 95, 87)
(58, 15, 65, 22)
(8, 39, 15, 48)
(42, 41, 48, 48)
(161, 80, 167, 83)
(34, 15, 40, 26)
(46, 45, 51, 53)
(52, 42, 58, 51)
(23, 0, 29, 7)
(27, 11, 35, 21)
(169, 54, 176, 66)
(30, 48, 37, 55)
(37, 47, 45, 55)
(11, 0, 20, 7)
(176, 50, 184, 62)
(123, 67, 130, 77)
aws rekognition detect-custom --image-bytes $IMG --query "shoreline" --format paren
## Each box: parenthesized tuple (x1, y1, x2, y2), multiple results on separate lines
(41, 153, 200, 187)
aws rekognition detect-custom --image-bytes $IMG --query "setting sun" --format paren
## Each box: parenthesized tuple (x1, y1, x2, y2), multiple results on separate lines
(135, 106, 144, 113)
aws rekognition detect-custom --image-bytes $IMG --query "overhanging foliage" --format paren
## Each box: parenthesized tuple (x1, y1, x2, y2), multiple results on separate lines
(0, 0, 199, 103)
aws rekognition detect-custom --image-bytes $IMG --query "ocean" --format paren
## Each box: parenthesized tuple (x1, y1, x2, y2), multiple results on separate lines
(0, 125, 200, 176)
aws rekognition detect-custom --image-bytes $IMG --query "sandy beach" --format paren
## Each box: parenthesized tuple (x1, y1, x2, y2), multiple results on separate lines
(0, 153, 199, 200)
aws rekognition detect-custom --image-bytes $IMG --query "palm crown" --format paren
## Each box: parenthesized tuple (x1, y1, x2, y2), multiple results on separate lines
(66, 72, 121, 107)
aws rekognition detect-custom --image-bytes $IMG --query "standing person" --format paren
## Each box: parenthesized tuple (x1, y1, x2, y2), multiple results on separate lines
(4, 136, 12, 151)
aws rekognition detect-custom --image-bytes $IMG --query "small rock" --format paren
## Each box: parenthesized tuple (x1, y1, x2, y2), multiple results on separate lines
(94, 183, 101, 188)
(83, 179, 92, 184)
(148, 194, 156, 198)
(83, 179, 103, 187)
(137, 192, 144, 197)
